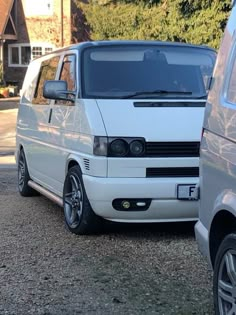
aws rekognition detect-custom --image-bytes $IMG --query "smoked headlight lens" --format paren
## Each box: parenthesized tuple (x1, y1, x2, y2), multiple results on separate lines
(129, 140, 145, 156)
(110, 139, 129, 157)
(93, 136, 108, 156)
(94, 137, 145, 157)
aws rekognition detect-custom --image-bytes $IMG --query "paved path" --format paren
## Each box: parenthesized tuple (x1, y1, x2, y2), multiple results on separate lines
(0, 97, 19, 110)
(0, 98, 19, 168)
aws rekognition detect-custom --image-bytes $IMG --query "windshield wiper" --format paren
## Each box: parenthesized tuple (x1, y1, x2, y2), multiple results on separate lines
(122, 90, 193, 99)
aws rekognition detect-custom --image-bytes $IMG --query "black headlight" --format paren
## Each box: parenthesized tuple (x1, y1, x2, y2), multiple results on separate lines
(94, 137, 146, 157)
(129, 140, 145, 156)
(93, 136, 108, 156)
(109, 139, 129, 157)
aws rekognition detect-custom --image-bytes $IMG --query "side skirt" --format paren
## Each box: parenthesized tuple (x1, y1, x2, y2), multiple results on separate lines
(28, 180, 63, 207)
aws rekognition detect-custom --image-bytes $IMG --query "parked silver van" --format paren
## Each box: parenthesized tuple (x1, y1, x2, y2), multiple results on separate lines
(16, 41, 215, 235)
(195, 2, 236, 314)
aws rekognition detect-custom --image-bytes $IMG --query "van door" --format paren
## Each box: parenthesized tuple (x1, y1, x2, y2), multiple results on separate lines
(206, 37, 236, 145)
(27, 55, 60, 186)
(46, 52, 78, 195)
(201, 35, 236, 220)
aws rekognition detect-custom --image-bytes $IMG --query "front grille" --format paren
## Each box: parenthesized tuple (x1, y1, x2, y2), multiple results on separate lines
(145, 142, 200, 157)
(146, 167, 199, 178)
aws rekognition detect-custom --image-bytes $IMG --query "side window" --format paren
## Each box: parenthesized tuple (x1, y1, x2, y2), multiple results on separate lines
(32, 56, 60, 105)
(226, 45, 236, 104)
(59, 54, 77, 91)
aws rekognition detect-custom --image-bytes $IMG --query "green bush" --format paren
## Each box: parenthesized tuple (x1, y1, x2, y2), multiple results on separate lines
(74, 0, 231, 49)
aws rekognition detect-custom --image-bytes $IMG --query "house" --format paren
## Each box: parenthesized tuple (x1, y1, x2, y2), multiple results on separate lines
(0, 0, 76, 89)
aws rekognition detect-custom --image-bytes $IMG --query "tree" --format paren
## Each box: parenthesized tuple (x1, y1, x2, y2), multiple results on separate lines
(73, 0, 231, 49)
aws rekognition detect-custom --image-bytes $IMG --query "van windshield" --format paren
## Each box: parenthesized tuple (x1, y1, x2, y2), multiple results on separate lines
(82, 45, 216, 99)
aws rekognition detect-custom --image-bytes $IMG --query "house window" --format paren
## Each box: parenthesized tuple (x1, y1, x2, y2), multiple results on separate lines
(10, 47, 19, 64)
(8, 44, 54, 67)
(24, 0, 53, 16)
(21, 47, 31, 65)
(32, 47, 42, 59)
(45, 47, 53, 54)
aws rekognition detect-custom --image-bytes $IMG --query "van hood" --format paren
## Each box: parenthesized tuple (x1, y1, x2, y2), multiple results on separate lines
(96, 99, 205, 141)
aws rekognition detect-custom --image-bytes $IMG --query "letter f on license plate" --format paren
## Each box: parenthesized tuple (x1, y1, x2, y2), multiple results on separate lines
(177, 184, 198, 200)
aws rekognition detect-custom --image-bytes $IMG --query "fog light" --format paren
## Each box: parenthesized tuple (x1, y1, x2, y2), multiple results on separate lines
(136, 202, 146, 207)
(112, 198, 151, 211)
(121, 201, 130, 209)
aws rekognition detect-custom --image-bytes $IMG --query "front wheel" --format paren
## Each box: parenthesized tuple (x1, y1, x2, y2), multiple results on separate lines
(213, 233, 236, 315)
(63, 166, 102, 235)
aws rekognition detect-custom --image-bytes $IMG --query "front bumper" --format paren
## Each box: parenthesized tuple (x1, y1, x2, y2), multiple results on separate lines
(83, 175, 199, 222)
(194, 220, 212, 268)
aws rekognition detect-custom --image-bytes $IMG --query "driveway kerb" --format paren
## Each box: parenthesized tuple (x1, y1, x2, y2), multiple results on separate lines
(0, 155, 16, 169)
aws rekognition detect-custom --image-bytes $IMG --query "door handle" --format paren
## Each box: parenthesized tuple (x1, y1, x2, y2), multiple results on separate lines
(48, 108, 53, 123)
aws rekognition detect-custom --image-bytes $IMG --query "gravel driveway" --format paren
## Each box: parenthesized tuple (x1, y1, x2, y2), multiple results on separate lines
(0, 169, 214, 315)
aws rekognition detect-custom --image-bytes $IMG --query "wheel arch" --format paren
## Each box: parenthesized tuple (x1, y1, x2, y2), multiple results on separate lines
(16, 143, 25, 164)
(67, 159, 79, 171)
(210, 210, 236, 267)
(65, 154, 84, 176)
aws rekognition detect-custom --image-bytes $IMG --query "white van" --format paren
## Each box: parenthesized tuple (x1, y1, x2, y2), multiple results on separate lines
(16, 41, 215, 234)
(195, 2, 236, 314)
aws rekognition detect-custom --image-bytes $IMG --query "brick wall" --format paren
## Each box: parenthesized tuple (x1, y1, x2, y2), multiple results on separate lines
(22, 0, 71, 47)
(4, 0, 72, 88)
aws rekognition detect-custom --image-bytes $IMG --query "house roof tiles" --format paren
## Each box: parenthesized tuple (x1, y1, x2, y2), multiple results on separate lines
(0, 0, 14, 37)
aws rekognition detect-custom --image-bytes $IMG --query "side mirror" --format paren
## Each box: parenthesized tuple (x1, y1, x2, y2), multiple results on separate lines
(43, 80, 75, 102)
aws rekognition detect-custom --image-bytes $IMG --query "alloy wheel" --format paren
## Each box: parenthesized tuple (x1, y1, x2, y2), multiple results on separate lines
(18, 153, 26, 191)
(64, 174, 83, 228)
(218, 249, 236, 315)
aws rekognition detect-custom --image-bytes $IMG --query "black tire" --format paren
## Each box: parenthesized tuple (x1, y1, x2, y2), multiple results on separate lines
(18, 149, 38, 197)
(213, 233, 236, 315)
(63, 165, 102, 235)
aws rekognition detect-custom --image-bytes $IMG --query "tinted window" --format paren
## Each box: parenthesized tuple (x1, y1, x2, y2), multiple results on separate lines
(82, 45, 215, 99)
(55, 54, 77, 105)
(33, 56, 60, 105)
(226, 47, 236, 104)
(59, 54, 77, 91)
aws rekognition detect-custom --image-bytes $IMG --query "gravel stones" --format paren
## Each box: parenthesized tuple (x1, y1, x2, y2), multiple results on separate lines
(0, 169, 213, 314)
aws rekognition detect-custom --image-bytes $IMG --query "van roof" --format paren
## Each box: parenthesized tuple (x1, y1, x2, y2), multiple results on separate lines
(49, 40, 216, 55)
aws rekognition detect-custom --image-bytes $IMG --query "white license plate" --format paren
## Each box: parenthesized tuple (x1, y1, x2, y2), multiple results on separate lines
(177, 184, 198, 200)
